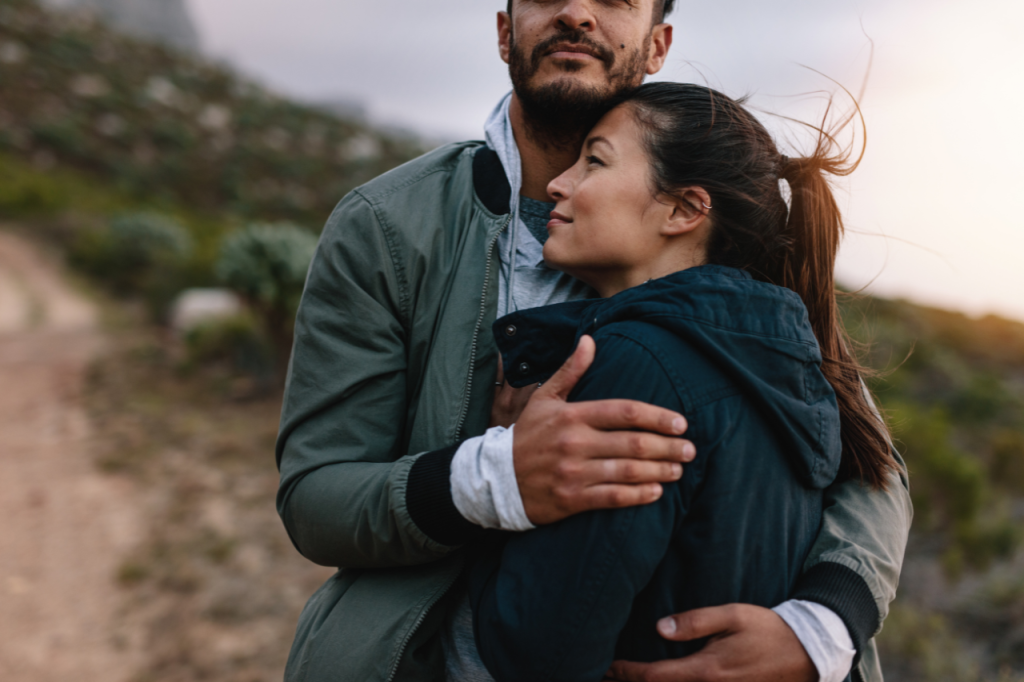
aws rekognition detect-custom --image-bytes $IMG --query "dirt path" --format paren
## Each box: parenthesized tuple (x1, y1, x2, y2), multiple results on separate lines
(0, 229, 141, 681)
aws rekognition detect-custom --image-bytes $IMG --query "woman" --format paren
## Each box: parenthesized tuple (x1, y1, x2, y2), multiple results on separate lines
(467, 83, 898, 682)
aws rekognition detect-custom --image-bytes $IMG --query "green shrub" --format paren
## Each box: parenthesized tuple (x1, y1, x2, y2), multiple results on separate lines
(877, 603, 978, 682)
(71, 212, 193, 295)
(894, 404, 986, 531)
(992, 430, 1024, 493)
(0, 164, 65, 213)
(184, 313, 273, 379)
(893, 404, 1019, 575)
(215, 222, 317, 369)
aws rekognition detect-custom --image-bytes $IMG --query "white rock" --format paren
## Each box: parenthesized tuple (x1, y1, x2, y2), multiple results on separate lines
(0, 41, 25, 65)
(71, 74, 110, 98)
(169, 288, 242, 333)
(198, 104, 232, 132)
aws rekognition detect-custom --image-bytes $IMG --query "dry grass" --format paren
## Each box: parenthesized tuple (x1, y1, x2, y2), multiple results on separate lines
(83, 323, 333, 682)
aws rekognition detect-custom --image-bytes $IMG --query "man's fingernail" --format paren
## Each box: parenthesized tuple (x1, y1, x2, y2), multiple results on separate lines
(658, 617, 677, 635)
(672, 417, 686, 433)
(682, 442, 696, 461)
(671, 463, 682, 478)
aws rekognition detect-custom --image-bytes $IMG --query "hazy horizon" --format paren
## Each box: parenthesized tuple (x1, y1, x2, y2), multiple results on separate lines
(184, 0, 1024, 324)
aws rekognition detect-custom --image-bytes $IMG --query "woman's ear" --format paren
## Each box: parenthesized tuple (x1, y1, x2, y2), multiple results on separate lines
(661, 188, 711, 237)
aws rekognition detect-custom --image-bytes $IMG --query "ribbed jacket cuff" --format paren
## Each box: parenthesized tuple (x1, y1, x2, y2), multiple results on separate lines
(791, 562, 879, 667)
(406, 444, 485, 547)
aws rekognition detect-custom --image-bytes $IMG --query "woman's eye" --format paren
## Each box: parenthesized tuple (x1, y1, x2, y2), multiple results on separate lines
(586, 155, 605, 167)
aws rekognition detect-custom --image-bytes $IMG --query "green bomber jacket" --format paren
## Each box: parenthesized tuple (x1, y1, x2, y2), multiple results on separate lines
(275, 141, 913, 682)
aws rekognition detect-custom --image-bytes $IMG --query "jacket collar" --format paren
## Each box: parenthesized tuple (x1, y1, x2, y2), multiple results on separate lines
(473, 146, 512, 216)
(492, 266, 755, 388)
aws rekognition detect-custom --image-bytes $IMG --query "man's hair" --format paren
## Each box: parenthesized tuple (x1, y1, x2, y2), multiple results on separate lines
(505, 1, 676, 23)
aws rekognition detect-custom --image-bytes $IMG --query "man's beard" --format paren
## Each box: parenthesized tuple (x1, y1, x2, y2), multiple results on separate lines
(509, 28, 649, 152)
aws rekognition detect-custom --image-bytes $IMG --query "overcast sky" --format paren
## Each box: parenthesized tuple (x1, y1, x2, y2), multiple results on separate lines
(185, 0, 1024, 323)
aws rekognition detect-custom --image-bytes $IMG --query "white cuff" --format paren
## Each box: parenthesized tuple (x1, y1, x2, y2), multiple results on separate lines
(450, 425, 535, 532)
(773, 600, 856, 682)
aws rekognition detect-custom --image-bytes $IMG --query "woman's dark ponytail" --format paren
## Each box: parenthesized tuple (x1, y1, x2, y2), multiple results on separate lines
(626, 82, 898, 489)
(776, 150, 898, 489)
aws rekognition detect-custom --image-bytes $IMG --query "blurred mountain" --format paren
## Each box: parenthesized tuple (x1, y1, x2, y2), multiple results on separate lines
(42, 0, 200, 52)
(0, 0, 427, 225)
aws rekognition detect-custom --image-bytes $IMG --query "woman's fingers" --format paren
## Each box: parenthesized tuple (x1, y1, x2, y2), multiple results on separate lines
(490, 381, 542, 429)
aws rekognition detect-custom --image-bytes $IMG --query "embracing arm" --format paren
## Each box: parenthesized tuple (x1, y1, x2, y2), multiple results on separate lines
(276, 195, 693, 570)
(610, 435, 912, 682)
(472, 333, 687, 682)
(791, 452, 913, 660)
(276, 191, 471, 569)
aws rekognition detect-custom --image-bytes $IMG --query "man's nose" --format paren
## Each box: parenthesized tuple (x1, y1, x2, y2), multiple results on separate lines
(554, 0, 596, 32)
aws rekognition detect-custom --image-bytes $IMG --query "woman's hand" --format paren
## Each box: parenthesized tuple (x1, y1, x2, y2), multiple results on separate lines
(490, 354, 540, 428)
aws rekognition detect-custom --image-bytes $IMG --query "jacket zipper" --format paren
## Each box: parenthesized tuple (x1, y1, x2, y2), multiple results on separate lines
(452, 214, 512, 441)
(385, 215, 511, 682)
(384, 566, 462, 682)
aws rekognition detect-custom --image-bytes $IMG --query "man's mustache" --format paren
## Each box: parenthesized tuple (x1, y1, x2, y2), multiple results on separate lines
(530, 29, 616, 70)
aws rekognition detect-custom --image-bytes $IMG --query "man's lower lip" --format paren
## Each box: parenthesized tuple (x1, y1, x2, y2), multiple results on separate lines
(548, 51, 598, 60)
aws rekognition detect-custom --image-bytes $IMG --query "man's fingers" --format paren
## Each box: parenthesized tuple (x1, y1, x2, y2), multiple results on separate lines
(576, 398, 688, 437)
(656, 605, 741, 642)
(607, 657, 712, 682)
(539, 335, 596, 400)
(581, 483, 664, 510)
(593, 458, 684, 484)
(587, 431, 696, 463)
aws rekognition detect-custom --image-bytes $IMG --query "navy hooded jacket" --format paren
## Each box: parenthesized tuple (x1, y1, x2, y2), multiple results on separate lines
(468, 265, 842, 682)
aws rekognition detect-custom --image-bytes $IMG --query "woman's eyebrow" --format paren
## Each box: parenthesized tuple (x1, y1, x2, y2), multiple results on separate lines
(585, 136, 613, 152)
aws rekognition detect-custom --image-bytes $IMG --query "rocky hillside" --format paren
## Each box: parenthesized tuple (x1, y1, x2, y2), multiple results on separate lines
(42, 0, 200, 51)
(843, 296, 1024, 681)
(0, 0, 425, 227)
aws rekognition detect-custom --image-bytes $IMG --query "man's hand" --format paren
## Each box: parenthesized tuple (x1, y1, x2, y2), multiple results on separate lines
(512, 335, 696, 526)
(606, 604, 818, 682)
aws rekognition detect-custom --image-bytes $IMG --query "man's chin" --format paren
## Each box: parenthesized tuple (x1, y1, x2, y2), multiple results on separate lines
(523, 73, 616, 101)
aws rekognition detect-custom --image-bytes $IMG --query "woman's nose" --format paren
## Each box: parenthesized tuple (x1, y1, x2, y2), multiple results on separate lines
(547, 172, 571, 202)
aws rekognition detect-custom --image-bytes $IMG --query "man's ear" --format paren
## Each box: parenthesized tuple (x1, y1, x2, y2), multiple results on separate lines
(498, 12, 512, 65)
(661, 188, 711, 237)
(646, 23, 672, 75)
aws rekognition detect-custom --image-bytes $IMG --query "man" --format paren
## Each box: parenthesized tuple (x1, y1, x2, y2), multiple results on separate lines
(276, 1, 912, 681)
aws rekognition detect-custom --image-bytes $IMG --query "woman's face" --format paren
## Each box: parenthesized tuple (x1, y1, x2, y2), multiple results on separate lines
(543, 104, 679, 296)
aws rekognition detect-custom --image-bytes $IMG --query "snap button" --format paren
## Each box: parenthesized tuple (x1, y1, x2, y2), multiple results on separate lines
(504, 324, 517, 337)
(518, 361, 531, 375)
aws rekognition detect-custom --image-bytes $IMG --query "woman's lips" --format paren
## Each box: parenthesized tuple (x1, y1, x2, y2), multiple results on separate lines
(547, 211, 572, 230)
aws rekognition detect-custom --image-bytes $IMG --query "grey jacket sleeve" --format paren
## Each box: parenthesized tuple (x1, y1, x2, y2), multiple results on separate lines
(275, 191, 466, 569)
(792, 451, 912, 675)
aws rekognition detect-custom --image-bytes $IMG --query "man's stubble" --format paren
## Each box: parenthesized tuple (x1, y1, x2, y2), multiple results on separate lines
(509, 27, 650, 153)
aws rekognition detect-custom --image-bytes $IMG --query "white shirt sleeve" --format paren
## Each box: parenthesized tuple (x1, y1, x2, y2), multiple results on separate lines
(773, 599, 856, 682)
(450, 425, 535, 532)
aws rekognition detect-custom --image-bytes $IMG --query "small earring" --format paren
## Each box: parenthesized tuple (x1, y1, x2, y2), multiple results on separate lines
(701, 201, 712, 211)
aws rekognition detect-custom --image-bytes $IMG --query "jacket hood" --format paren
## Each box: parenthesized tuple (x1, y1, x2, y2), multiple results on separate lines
(494, 265, 841, 490)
